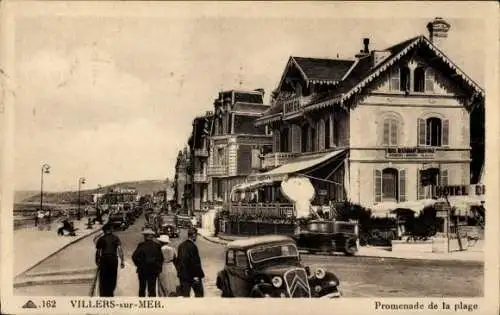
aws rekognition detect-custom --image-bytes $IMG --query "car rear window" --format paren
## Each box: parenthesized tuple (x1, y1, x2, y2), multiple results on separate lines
(249, 243, 298, 263)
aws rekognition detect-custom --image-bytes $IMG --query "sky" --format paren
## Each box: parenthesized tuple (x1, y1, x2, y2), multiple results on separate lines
(11, 3, 486, 192)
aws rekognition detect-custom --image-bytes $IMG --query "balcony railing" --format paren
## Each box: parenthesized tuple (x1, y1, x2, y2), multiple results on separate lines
(194, 148, 209, 157)
(281, 95, 314, 115)
(262, 152, 298, 169)
(230, 202, 295, 218)
(207, 164, 227, 176)
(193, 173, 208, 183)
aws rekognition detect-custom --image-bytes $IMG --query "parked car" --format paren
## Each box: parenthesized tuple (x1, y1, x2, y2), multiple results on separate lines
(107, 211, 129, 231)
(293, 220, 358, 256)
(216, 235, 342, 298)
(154, 214, 180, 238)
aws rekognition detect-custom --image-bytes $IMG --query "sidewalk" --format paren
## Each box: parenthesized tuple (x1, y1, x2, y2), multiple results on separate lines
(14, 217, 105, 277)
(198, 229, 484, 263)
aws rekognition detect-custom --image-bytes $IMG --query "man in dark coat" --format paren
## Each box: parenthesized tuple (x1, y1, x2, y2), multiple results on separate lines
(95, 224, 125, 297)
(132, 228, 164, 297)
(176, 228, 205, 297)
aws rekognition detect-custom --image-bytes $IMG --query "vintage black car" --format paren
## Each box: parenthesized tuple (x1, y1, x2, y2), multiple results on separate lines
(154, 214, 180, 238)
(107, 211, 129, 231)
(216, 235, 341, 298)
(293, 220, 358, 256)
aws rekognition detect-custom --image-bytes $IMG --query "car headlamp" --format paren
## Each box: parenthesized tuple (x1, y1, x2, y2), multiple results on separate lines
(329, 280, 338, 286)
(315, 268, 326, 279)
(271, 276, 283, 288)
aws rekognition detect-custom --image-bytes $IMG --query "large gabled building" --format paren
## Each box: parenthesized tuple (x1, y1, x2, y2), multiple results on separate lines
(231, 17, 484, 214)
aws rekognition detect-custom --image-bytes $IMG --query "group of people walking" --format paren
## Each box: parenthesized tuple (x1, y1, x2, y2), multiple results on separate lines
(95, 224, 205, 297)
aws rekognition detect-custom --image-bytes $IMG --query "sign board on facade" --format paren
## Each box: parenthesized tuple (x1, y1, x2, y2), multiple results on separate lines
(436, 210, 449, 218)
(318, 189, 328, 196)
(385, 147, 436, 159)
(435, 185, 485, 197)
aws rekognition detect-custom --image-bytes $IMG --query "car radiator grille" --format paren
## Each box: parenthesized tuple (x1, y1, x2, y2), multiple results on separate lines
(284, 268, 311, 298)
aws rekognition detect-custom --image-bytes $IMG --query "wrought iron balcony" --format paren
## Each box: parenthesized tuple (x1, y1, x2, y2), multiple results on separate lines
(207, 164, 228, 176)
(261, 152, 298, 170)
(194, 148, 209, 157)
(281, 95, 314, 115)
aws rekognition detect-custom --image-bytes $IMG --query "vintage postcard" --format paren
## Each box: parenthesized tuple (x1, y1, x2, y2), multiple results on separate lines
(1, 1, 499, 314)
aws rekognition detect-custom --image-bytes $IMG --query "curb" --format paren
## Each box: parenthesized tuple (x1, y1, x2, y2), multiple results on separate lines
(14, 274, 95, 288)
(17, 226, 103, 277)
(200, 234, 483, 263)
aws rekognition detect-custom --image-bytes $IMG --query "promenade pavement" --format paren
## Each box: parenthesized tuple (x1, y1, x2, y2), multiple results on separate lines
(14, 217, 106, 277)
(197, 229, 484, 263)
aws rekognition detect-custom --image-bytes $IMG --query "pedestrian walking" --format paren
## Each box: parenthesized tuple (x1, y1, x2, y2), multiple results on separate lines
(95, 224, 125, 297)
(132, 228, 164, 297)
(176, 228, 205, 297)
(45, 210, 51, 230)
(37, 210, 45, 231)
(156, 235, 179, 297)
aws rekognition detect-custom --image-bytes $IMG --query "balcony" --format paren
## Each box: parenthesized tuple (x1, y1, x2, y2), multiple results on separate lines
(193, 173, 209, 183)
(281, 95, 314, 115)
(230, 203, 295, 218)
(262, 152, 298, 170)
(207, 164, 228, 177)
(194, 148, 209, 157)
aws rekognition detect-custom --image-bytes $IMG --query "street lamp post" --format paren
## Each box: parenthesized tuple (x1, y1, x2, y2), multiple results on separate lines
(77, 177, 86, 220)
(96, 184, 102, 224)
(40, 163, 51, 226)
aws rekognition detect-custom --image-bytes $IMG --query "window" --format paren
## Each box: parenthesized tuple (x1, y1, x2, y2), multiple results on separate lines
(400, 66, 410, 91)
(424, 68, 434, 92)
(310, 127, 317, 152)
(374, 168, 406, 203)
(218, 117, 223, 135)
(226, 250, 235, 265)
(235, 251, 249, 268)
(273, 130, 281, 152)
(382, 118, 399, 146)
(301, 123, 309, 152)
(280, 128, 289, 152)
(418, 117, 449, 147)
(414, 66, 425, 92)
(418, 168, 448, 199)
(389, 68, 400, 91)
(217, 148, 225, 165)
(325, 118, 331, 149)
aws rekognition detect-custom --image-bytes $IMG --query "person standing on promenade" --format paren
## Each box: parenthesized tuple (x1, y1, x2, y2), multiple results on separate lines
(132, 228, 164, 297)
(95, 224, 125, 297)
(176, 228, 205, 297)
(37, 210, 45, 231)
(156, 235, 179, 297)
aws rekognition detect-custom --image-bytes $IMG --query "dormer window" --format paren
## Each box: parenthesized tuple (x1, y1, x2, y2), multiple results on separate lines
(414, 66, 425, 92)
(400, 66, 410, 91)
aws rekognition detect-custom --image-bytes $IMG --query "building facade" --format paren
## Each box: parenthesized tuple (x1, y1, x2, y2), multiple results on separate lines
(206, 89, 273, 204)
(188, 111, 213, 215)
(245, 17, 484, 212)
(172, 147, 191, 214)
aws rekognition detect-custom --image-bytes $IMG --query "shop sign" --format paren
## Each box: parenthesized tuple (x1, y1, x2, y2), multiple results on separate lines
(436, 210, 449, 218)
(436, 185, 485, 197)
(318, 189, 328, 196)
(385, 147, 436, 159)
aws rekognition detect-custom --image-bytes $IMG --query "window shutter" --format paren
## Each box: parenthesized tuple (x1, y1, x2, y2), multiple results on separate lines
(417, 169, 425, 200)
(383, 120, 390, 145)
(418, 119, 426, 146)
(440, 169, 448, 187)
(425, 68, 434, 92)
(390, 68, 400, 91)
(442, 119, 449, 146)
(399, 169, 406, 202)
(390, 120, 398, 145)
(318, 120, 325, 151)
(274, 131, 280, 152)
(374, 169, 382, 203)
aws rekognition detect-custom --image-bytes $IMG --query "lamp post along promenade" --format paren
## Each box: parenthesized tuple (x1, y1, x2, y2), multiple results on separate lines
(77, 177, 86, 220)
(40, 163, 51, 226)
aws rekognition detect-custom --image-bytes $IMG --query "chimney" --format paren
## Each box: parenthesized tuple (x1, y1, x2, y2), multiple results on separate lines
(355, 38, 371, 58)
(427, 17, 451, 47)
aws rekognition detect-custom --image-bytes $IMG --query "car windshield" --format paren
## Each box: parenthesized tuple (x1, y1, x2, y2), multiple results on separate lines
(248, 243, 298, 263)
(160, 216, 174, 224)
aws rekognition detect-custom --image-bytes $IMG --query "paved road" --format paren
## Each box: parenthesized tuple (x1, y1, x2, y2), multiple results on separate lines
(15, 215, 483, 297)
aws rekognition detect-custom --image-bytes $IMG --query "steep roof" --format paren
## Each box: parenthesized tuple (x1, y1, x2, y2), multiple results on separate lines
(257, 35, 484, 124)
(292, 57, 355, 84)
(233, 102, 270, 114)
